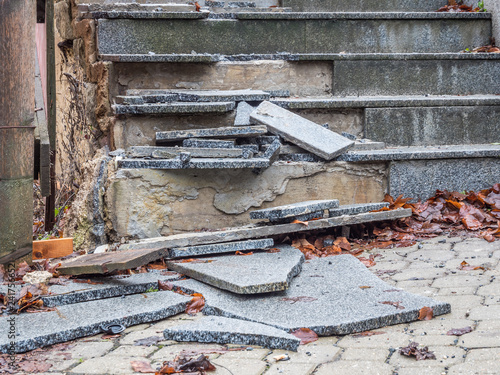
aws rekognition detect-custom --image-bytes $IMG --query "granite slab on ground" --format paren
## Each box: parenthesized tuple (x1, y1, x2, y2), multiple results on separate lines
(0, 291, 189, 353)
(166, 245, 304, 294)
(164, 316, 301, 351)
(250, 199, 340, 221)
(168, 238, 274, 258)
(172, 254, 450, 335)
(41, 271, 181, 307)
(156, 125, 267, 143)
(328, 202, 389, 217)
(250, 101, 354, 160)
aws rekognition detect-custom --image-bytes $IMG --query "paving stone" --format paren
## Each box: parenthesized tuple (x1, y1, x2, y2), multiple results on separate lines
(435, 286, 479, 296)
(169, 238, 274, 259)
(477, 283, 500, 296)
(315, 360, 393, 375)
(390, 269, 448, 282)
(150, 343, 226, 361)
(41, 271, 180, 307)
(0, 290, 189, 353)
(336, 331, 412, 349)
(435, 295, 485, 311)
(389, 345, 465, 367)
(407, 334, 458, 347)
(453, 239, 500, 253)
(68, 355, 153, 374)
(117, 157, 271, 170)
(459, 330, 500, 348)
(156, 125, 268, 143)
(182, 138, 236, 148)
(128, 146, 253, 159)
(340, 348, 390, 361)
(465, 348, 500, 361)
(210, 359, 267, 375)
(266, 344, 341, 364)
(448, 360, 500, 374)
(171, 255, 450, 336)
(166, 245, 304, 294)
(234, 101, 258, 126)
(251, 101, 354, 160)
(468, 305, 500, 321)
(265, 362, 316, 375)
(249, 199, 339, 221)
(395, 366, 449, 375)
(107, 345, 157, 357)
(431, 275, 488, 288)
(328, 202, 389, 217)
(163, 315, 300, 351)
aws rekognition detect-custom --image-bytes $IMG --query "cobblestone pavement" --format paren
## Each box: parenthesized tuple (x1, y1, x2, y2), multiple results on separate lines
(26, 236, 500, 374)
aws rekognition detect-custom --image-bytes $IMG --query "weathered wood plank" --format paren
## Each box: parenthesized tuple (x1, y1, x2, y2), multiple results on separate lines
(32, 238, 73, 260)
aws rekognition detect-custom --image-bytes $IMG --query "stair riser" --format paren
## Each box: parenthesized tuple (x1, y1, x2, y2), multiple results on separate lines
(390, 158, 500, 201)
(334, 60, 500, 96)
(282, 0, 446, 12)
(98, 18, 491, 55)
(366, 106, 500, 147)
(111, 61, 332, 98)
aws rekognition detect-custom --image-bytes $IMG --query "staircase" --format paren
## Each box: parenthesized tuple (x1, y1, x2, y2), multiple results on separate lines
(81, 0, 500, 241)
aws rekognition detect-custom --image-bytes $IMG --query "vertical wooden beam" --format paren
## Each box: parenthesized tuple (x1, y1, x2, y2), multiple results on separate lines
(0, 0, 36, 263)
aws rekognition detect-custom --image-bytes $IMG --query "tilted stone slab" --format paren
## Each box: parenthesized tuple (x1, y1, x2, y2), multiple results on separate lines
(169, 238, 274, 259)
(328, 202, 390, 218)
(171, 255, 451, 336)
(114, 102, 235, 115)
(117, 157, 270, 170)
(166, 245, 304, 294)
(234, 101, 257, 126)
(250, 101, 354, 160)
(261, 139, 281, 164)
(164, 316, 300, 351)
(39, 271, 181, 307)
(122, 209, 412, 251)
(128, 146, 253, 159)
(250, 199, 339, 220)
(0, 291, 189, 353)
(156, 125, 268, 143)
(127, 89, 270, 102)
(183, 138, 236, 148)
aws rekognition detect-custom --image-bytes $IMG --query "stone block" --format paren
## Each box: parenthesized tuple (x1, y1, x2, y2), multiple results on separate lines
(128, 146, 252, 159)
(117, 157, 270, 169)
(127, 89, 270, 102)
(365, 106, 500, 146)
(0, 291, 189, 353)
(171, 255, 450, 335)
(328, 202, 389, 217)
(113, 102, 235, 115)
(169, 238, 274, 258)
(163, 316, 301, 351)
(183, 138, 236, 148)
(234, 101, 257, 126)
(250, 199, 339, 220)
(282, 0, 446, 12)
(251, 101, 354, 160)
(261, 139, 281, 164)
(389, 158, 500, 201)
(166, 245, 304, 294)
(156, 125, 268, 143)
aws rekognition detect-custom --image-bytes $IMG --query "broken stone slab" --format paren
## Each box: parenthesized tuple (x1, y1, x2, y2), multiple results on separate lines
(117, 157, 270, 170)
(122, 209, 412, 252)
(234, 101, 257, 126)
(0, 290, 189, 354)
(328, 202, 390, 218)
(128, 146, 253, 159)
(171, 254, 451, 336)
(279, 153, 322, 162)
(166, 245, 304, 294)
(250, 101, 354, 160)
(249, 199, 339, 221)
(114, 102, 235, 115)
(163, 316, 300, 351)
(183, 138, 236, 148)
(41, 271, 181, 307)
(126, 89, 270, 103)
(168, 238, 274, 259)
(261, 139, 281, 164)
(58, 248, 170, 276)
(353, 140, 386, 151)
(156, 125, 268, 143)
(274, 211, 325, 224)
(115, 93, 178, 105)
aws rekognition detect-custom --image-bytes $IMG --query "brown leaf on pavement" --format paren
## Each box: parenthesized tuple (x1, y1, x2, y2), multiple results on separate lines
(446, 326, 473, 336)
(358, 254, 377, 268)
(400, 342, 436, 361)
(157, 354, 216, 374)
(130, 360, 156, 373)
(290, 328, 318, 345)
(158, 280, 174, 291)
(459, 261, 485, 271)
(235, 251, 253, 256)
(185, 293, 205, 315)
(379, 301, 405, 310)
(291, 219, 309, 226)
(418, 306, 434, 321)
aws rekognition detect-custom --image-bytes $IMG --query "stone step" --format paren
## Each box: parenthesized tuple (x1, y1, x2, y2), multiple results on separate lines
(282, 0, 446, 12)
(117, 157, 271, 169)
(97, 13, 491, 55)
(113, 101, 235, 115)
(121, 89, 270, 103)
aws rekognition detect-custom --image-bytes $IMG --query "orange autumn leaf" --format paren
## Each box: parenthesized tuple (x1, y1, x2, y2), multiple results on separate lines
(290, 328, 318, 345)
(292, 219, 308, 226)
(235, 251, 253, 256)
(418, 306, 434, 321)
(186, 293, 205, 315)
(459, 261, 485, 271)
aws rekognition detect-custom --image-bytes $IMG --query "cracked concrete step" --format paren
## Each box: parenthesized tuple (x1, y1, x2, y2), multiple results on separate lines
(97, 13, 491, 55)
(282, 0, 446, 12)
(120, 89, 271, 103)
(165, 245, 304, 294)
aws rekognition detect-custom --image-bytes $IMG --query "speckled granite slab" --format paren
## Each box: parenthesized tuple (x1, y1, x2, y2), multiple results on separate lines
(164, 316, 301, 351)
(171, 254, 451, 335)
(156, 125, 267, 143)
(166, 245, 304, 294)
(328, 202, 389, 217)
(0, 291, 189, 353)
(168, 238, 274, 259)
(249, 199, 339, 221)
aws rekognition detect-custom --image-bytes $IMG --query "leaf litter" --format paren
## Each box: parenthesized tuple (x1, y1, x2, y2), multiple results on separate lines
(399, 342, 436, 361)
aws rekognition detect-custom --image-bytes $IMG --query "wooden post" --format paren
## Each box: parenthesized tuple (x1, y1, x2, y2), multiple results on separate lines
(0, 0, 36, 263)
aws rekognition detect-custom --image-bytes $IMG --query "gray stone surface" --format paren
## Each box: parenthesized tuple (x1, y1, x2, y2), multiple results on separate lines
(113, 102, 235, 115)
(166, 245, 304, 294)
(156, 125, 268, 143)
(171, 254, 450, 335)
(128, 146, 252, 159)
(183, 138, 235, 148)
(97, 17, 490, 55)
(328, 202, 389, 218)
(234, 101, 257, 126)
(115, 94, 178, 104)
(250, 199, 339, 220)
(251, 101, 354, 160)
(163, 316, 301, 351)
(169, 238, 274, 258)
(336, 144, 500, 162)
(122, 209, 412, 251)
(261, 138, 281, 164)
(126, 89, 270, 102)
(390, 158, 500, 201)
(282, 0, 446, 12)
(40, 272, 181, 307)
(117, 157, 270, 169)
(365, 106, 500, 147)
(0, 291, 189, 353)
(81, 10, 210, 19)
(279, 153, 321, 162)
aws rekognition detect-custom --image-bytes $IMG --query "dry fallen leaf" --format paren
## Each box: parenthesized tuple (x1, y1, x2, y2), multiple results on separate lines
(399, 342, 436, 361)
(418, 306, 434, 321)
(446, 326, 473, 336)
(459, 261, 485, 271)
(292, 219, 309, 226)
(130, 360, 155, 373)
(290, 328, 318, 345)
(185, 293, 205, 315)
(235, 251, 253, 256)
